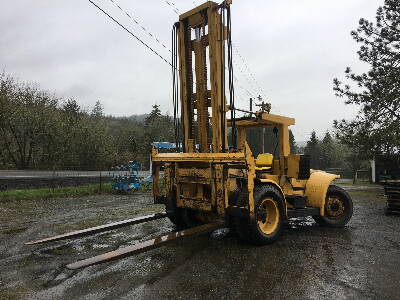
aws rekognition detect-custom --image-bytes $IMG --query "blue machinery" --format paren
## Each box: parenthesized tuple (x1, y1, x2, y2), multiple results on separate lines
(110, 142, 178, 191)
(110, 161, 142, 191)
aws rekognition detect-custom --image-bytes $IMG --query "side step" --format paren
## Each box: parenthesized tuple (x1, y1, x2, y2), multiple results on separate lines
(287, 207, 320, 218)
(286, 195, 308, 209)
(25, 213, 168, 245)
(66, 221, 224, 270)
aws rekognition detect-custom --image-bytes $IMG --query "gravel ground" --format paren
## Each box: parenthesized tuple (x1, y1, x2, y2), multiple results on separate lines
(0, 186, 399, 299)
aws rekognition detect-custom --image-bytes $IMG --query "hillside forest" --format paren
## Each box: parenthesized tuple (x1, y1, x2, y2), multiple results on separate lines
(0, 72, 369, 179)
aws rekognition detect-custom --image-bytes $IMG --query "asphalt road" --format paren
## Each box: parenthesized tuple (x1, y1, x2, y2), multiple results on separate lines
(0, 170, 150, 179)
(0, 186, 399, 299)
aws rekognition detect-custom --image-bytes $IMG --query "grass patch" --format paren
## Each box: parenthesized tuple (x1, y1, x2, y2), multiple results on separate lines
(0, 179, 155, 202)
(0, 183, 113, 202)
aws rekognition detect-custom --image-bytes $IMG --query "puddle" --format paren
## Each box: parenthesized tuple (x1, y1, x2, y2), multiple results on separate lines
(210, 228, 230, 239)
(91, 244, 110, 249)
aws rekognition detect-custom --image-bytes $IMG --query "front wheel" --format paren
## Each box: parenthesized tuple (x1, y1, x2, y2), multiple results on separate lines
(313, 185, 353, 227)
(235, 184, 286, 245)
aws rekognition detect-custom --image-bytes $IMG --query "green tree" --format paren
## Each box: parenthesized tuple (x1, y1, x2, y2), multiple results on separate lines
(0, 73, 117, 170)
(91, 100, 103, 118)
(333, 0, 400, 159)
(0, 73, 59, 168)
(134, 104, 175, 169)
(289, 129, 298, 154)
(75, 101, 113, 170)
(320, 131, 335, 169)
(304, 131, 322, 169)
(145, 104, 162, 123)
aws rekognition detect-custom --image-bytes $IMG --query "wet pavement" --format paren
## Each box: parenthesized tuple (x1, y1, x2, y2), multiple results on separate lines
(0, 187, 399, 299)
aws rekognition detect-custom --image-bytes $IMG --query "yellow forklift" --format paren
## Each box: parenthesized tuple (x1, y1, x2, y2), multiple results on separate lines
(26, 0, 353, 268)
(152, 0, 353, 245)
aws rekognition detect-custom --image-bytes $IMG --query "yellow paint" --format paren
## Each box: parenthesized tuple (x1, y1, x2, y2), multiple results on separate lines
(287, 154, 301, 179)
(255, 153, 273, 170)
(259, 178, 287, 217)
(151, 1, 341, 227)
(152, 152, 245, 162)
(259, 174, 279, 183)
(257, 197, 279, 234)
(232, 113, 295, 127)
(305, 171, 340, 215)
(244, 142, 256, 217)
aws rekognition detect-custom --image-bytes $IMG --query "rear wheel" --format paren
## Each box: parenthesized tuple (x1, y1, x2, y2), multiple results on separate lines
(313, 185, 353, 227)
(234, 184, 286, 245)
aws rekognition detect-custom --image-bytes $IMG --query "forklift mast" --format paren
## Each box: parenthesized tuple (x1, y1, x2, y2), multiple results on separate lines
(173, 1, 233, 153)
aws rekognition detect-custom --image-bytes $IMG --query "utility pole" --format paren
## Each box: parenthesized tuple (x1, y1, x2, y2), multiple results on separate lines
(257, 95, 265, 153)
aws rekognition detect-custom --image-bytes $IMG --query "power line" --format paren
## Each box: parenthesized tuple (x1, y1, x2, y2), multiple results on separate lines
(88, 0, 173, 67)
(231, 57, 258, 97)
(170, 0, 181, 13)
(106, 0, 250, 101)
(160, 0, 262, 101)
(164, 0, 180, 15)
(232, 43, 267, 100)
(90, 0, 253, 113)
(233, 57, 261, 97)
(108, 0, 171, 53)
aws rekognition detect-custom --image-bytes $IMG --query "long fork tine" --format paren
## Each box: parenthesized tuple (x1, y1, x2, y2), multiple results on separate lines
(25, 213, 168, 245)
(66, 221, 224, 270)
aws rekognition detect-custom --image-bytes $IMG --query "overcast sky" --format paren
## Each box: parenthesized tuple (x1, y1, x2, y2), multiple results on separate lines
(1, 0, 382, 141)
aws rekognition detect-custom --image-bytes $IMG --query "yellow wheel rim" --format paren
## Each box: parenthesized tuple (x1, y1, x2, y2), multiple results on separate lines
(325, 196, 345, 218)
(257, 197, 279, 235)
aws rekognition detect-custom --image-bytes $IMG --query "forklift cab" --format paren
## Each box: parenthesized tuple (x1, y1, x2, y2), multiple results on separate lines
(233, 112, 310, 180)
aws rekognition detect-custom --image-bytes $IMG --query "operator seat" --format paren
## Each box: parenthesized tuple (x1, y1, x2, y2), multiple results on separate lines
(255, 153, 274, 171)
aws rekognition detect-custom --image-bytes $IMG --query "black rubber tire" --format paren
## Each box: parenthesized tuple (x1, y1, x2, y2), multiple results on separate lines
(166, 206, 187, 229)
(313, 185, 353, 227)
(226, 189, 243, 235)
(165, 191, 204, 228)
(234, 184, 286, 245)
(167, 208, 203, 229)
(181, 209, 204, 227)
(165, 192, 187, 228)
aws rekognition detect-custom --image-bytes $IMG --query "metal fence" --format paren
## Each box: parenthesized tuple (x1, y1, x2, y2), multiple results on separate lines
(0, 168, 150, 191)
